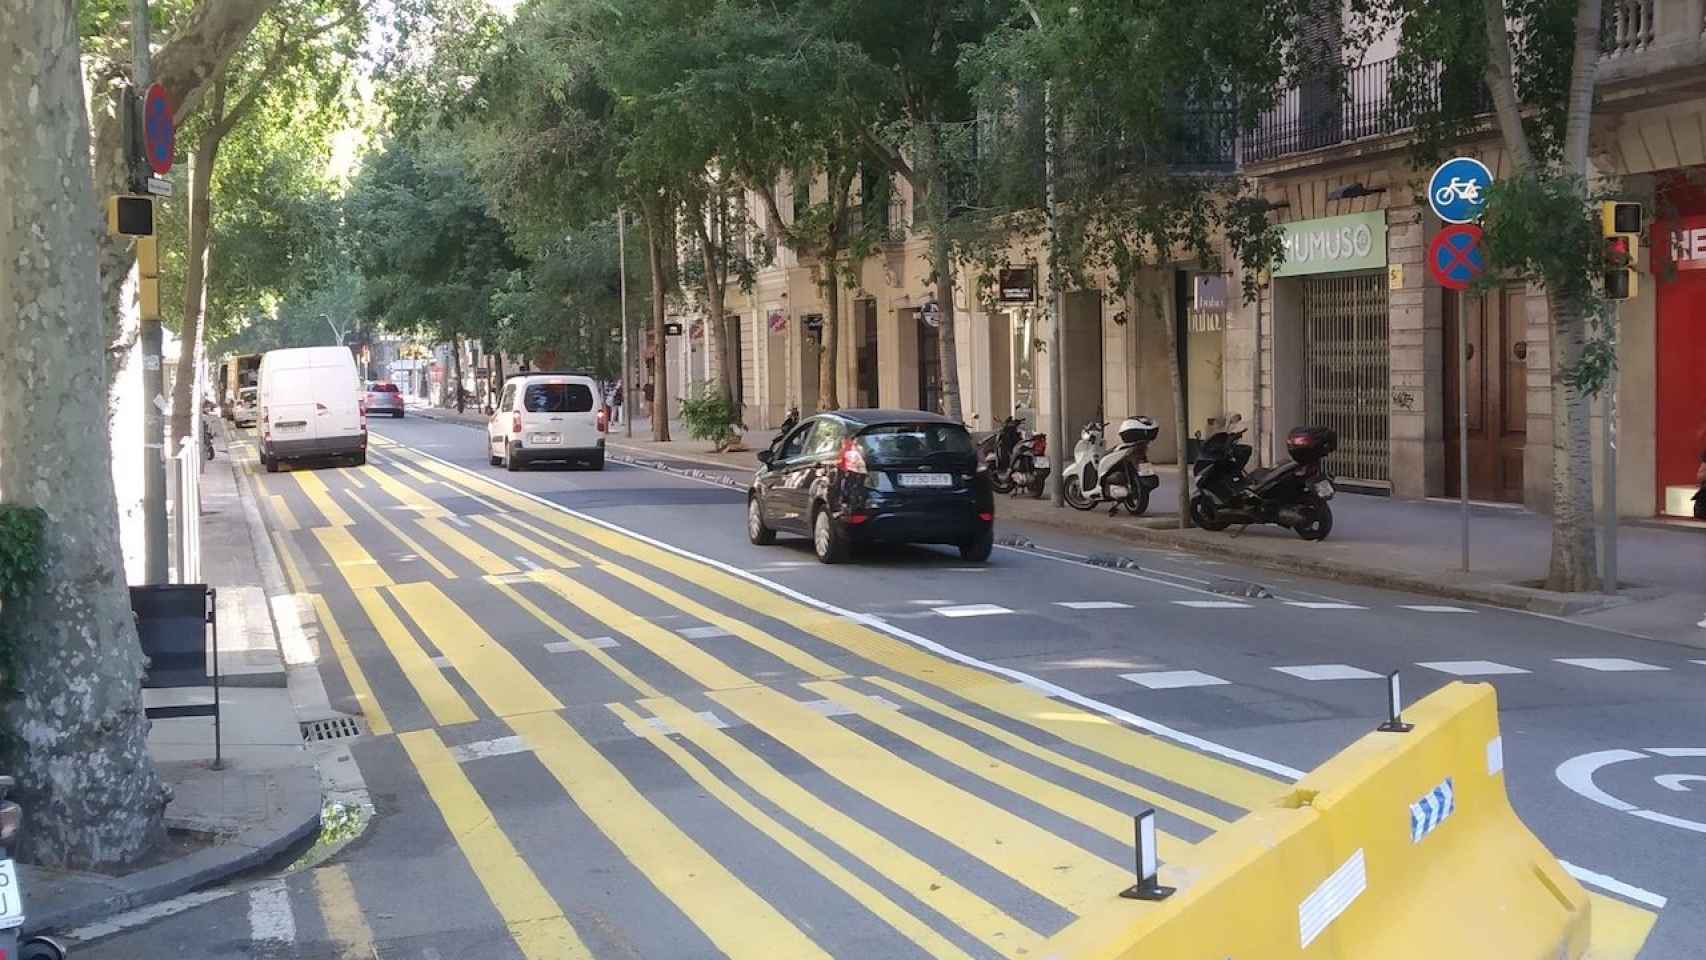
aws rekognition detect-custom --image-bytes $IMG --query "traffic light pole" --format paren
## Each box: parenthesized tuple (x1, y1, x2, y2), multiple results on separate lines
(1601, 327, 1618, 595)
(133, 0, 169, 584)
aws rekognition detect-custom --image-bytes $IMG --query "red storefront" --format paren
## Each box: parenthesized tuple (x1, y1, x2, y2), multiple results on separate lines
(1654, 175, 1706, 517)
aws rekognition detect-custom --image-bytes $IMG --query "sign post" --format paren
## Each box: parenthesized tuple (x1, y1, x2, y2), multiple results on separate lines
(1427, 156, 1494, 573)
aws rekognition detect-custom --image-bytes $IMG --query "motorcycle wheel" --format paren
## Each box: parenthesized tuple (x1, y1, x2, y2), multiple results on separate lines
(1028, 473, 1047, 498)
(990, 468, 1014, 494)
(1294, 498, 1334, 541)
(1063, 475, 1096, 511)
(1121, 467, 1150, 516)
(1191, 494, 1232, 531)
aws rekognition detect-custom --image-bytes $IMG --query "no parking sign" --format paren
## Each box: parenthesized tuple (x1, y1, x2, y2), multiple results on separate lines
(1428, 225, 1486, 291)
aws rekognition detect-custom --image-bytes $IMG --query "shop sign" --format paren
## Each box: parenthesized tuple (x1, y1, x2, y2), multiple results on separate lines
(1190, 274, 1228, 333)
(998, 267, 1037, 303)
(664, 321, 684, 336)
(803, 314, 824, 337)
(920, 300, 942, 327)
(1668, 217, 1706, 271)
(1274, 211, 1388, 277)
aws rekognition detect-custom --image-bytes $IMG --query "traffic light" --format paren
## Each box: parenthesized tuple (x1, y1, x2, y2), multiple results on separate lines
(106, 195, 154, 237)
(1600, 201, 1642, 301)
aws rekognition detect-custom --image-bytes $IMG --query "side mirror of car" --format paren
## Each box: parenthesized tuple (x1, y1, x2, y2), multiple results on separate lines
(756, 449, 774, 466)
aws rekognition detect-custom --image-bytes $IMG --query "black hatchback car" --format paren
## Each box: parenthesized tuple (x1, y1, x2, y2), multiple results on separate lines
(747, 409, 996, 563)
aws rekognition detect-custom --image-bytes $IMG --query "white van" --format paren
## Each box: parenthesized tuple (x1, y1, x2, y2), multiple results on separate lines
(257, 346, 366, 472)
(487, 373, 607, 471)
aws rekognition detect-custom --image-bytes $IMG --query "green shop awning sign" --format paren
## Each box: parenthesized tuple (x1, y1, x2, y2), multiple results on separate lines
(1273, 211, 1388, 277)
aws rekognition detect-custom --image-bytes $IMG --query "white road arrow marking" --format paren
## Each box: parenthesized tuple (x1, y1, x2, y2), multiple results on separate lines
(1654, 774, 1706, 793)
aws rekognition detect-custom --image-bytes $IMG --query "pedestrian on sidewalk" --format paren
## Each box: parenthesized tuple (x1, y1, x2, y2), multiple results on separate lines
(612, 383, 624, 424)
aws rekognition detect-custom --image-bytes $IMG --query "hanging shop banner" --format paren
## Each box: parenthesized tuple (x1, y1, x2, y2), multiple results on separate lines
(1190, 274, 1229, 333)
(998, 267, 1037, 303)
(1273, 211, 1388, 277)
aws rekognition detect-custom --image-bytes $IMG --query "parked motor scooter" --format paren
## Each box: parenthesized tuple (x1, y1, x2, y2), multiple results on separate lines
(1063, 416, 1160, 515)
(978, 416, 1050, 498)
(0, 777, 69, 960)
(1190, 414, 1338, 540)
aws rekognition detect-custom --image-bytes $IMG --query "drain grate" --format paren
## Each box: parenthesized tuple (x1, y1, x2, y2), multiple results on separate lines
(300, 716, 364, 743)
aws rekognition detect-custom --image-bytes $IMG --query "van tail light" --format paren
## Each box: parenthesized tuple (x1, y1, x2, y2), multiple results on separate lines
(838, 438, 867, 474)
(596, 407, 609, 433)
(512, 412, 522, 434)
(262, 411, 270, 439)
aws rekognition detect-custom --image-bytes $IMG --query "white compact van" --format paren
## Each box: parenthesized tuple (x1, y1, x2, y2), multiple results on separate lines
(258, 346, 366, 472)
(487, 373, 607, 471)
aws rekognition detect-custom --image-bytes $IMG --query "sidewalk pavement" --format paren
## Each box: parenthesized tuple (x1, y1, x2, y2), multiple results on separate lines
(518, 412, 1704, 647)
(20, 428, 323, 936)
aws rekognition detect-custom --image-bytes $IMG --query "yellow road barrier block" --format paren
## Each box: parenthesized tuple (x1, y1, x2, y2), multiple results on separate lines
(1038, 683, 1647, 960)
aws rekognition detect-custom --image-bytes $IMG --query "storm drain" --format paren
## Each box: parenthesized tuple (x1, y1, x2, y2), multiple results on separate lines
(300, 717, 364, 743)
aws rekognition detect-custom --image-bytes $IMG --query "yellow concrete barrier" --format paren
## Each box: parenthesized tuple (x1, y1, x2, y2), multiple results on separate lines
(1042, 682, 1649, 959)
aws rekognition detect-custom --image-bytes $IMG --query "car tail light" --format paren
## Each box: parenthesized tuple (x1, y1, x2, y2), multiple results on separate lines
(0, 800, 19, 842)
(1033, 434, 1046, 456)
(847, 513, 869, 525)
(512, 412, 522, 434)
(838, 438, 867, 474)
(978, 511, 993, 522)
(596, 407, 609, 432)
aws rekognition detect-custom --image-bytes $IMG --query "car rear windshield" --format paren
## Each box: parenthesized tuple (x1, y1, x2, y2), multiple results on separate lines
(856, 423, 975, 463)
(368, 383, 400, 393)
(523, 382, 594, 413)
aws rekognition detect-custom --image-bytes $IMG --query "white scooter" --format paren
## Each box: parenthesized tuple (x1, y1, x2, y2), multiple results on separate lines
(1064, 416, 1161, 515)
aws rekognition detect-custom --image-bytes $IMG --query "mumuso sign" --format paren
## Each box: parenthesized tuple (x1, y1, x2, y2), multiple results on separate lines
(1274, 211, 1388, 277)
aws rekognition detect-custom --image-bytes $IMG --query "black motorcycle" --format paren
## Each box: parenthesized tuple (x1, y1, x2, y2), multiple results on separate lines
(978, 416, 1049, 498)
(1190, 418, 1338, 541)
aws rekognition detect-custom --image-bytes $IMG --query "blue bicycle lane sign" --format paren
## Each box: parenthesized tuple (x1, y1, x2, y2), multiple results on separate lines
(1428, 157, 1494, 224)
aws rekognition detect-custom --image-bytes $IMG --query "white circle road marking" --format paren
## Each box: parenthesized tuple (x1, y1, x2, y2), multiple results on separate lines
(1555, 748, 1706, 835)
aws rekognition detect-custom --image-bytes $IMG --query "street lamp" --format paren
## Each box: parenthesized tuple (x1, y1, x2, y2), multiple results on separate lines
(323, 312, 348, 346)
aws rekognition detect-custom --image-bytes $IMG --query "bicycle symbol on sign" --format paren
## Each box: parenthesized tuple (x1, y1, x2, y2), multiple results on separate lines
(1434, 177, 1483, 206)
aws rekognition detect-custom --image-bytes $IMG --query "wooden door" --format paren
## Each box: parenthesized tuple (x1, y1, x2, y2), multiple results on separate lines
(1445, 288, 1526, 501)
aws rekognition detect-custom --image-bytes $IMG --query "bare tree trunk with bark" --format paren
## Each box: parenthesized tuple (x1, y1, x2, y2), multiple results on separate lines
(449, 335, 464, 412)
(820, 262, 842, 411)
(0, 0, 170, 867)
(644, 195, 673, 441)
(1150, 283, 1193, 527)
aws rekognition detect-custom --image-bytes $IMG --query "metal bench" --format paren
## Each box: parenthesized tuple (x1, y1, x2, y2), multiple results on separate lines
(130, 585, 221, 767)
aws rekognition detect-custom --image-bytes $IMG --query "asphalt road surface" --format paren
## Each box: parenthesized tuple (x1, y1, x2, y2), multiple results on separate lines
(67, 415, 1703, 958)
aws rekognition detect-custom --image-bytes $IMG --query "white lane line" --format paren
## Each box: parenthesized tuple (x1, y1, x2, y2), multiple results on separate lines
(907, 599, 951, 605)
(1022, 543, 1216, 586)
(679, 625, 735, 639)
(67, 889, 235, 942)
(545, 636, 618, 652)
(1555, 657, 1669, 673)
(331, 436, 1684, 911)
(1399, 604, 1475, 614)
(516, 555, 542, 571)
(625, 710, 729, 737)
(993, 543, 1237, 600)
(448, 735, 532, 764)
(1283, 601, 1368, 610)
(430, 655, 452, 670)
(1692, 660, 1706, 667)
(1056, 601, 1134, 610)
(248, 880, 296, 944)
(446, 514, 473, 529)
(1273, 664, 1382, 681)
(1121, 670, 1230, 690)
(1559, 860, 1669, 909)
(933, 604, 1013, 618)
(1416, 660, 1531, 676)
(1173, 600, 1251, 609)
(803, 695, 902, 717)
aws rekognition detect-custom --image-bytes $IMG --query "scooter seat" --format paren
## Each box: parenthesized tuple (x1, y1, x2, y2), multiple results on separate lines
(1246, 461, 1299, 491)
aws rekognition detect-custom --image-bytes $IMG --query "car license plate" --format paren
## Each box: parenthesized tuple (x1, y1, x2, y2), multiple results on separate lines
(277, 421, 306, 432)
(899, 472, 952, 488)
(1314, 480, 1335, 499)
(0, 857, 24, 927)
(532, 433, 561, 445)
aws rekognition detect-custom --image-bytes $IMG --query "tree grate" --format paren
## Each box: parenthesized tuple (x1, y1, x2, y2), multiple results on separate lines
(299, 717, 364, 743)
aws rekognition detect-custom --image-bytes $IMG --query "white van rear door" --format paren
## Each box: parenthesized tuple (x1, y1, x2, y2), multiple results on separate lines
(519, 380, 599, 447)
(266, 366, 322, 442)
(317, 359, 364, 440)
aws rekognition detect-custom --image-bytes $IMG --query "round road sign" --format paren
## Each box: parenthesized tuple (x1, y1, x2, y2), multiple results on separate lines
(1428, 157, 1493, 224)
(1428, 224, 1486, 291)
(144, 83, 174, 176)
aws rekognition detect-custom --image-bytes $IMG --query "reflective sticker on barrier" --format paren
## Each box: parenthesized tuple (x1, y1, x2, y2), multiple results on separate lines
(1298, 848, 1367, 948)
(1486, 735, 1504, 775)
(1409, 777, 1456, 843)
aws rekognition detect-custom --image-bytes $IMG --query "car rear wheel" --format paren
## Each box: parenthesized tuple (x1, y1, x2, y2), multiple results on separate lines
(747, 497, 776, 545)
(352, 451, 366, 467)
(959, 528, 993, 562)
(505, 443, 523, 472)
(263, 452, 278, 473)
(588, 451, 605, 471)
(812, 507, 847, 564)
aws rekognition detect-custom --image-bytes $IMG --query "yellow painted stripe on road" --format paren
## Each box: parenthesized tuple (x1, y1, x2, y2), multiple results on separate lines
(312, 594, 391, 736)
(527, 570, 750, 691)
(267, 494, 301, 531)
(642, 696, 1042, 955)
(358, 463, 446, 518)
(608, 702, 973, 960)
(1586, 893, 1657, 959)
(389, 581, 562, 718)
(708, 685, 1130, 914)
(313, 526, 394, 590)
(470, 514, 577, 568)
(341, 488, 457, 581)
(805, 680, 1173, 848)
(398, 729, 593, 960)
(396, 446, 1284, 808)
(268, 529, 308, 592)
(312, 864, 376, 958)
(867, 676, 1231, 832)
(293, 471, 354, 526)
(417, 517, 518, 576)
(508, 711, 831, 960)
(484, 578, 663, 700)
(353, 587, 476, 727)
